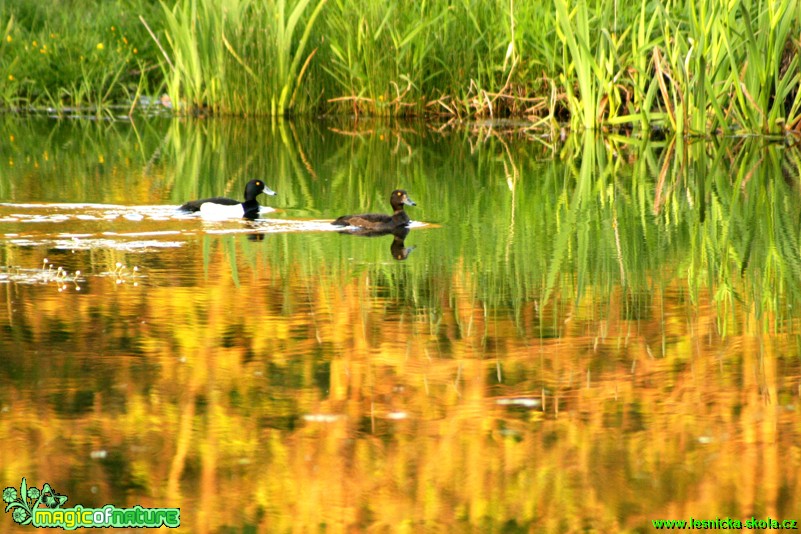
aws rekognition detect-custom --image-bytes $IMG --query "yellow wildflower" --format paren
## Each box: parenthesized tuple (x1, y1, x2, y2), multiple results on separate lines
(8, 74, 13, 81)
(5, 35, 11, 43)
(96, 43, 104, 50)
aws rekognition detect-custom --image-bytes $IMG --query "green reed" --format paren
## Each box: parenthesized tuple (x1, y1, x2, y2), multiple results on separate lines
(321, 0, 525, 117)
(727, 0, 801, 133)
(2, 0, 800, 131)
(147, 0, 326, 115)
(553, 0, 599, 130)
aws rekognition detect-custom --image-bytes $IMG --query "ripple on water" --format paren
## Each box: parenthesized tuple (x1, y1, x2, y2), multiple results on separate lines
(0, 202, 429, 251)
(52, 238, 186, 252)
(203, 219, 427, 235)
(0, 203, 193, 252)
(0, 203, 186, 223)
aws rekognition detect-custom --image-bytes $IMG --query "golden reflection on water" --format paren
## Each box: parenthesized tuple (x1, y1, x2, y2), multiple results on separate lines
(1, 235, 799, 532)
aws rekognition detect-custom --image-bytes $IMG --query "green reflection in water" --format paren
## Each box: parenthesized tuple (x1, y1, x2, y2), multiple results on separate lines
(0, 117, 800, 532)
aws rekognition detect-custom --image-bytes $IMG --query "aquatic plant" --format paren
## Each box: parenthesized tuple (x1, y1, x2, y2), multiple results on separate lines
(0, 258, 82, 292)
(103, 261, 141, 286)
(144, 0, 326, 115)
(1, 0, 800, 131)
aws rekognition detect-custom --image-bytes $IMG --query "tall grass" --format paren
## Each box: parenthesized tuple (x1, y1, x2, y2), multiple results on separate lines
(726, 0, 801, 132)
(0, 0, 799, 132)
(146, 0, 326, 115)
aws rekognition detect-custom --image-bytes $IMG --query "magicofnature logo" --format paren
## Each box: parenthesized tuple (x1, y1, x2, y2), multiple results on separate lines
(3, 478, 180, 530)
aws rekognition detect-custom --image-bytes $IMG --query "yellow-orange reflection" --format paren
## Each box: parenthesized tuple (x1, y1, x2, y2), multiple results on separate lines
(1, 240, 799, 533)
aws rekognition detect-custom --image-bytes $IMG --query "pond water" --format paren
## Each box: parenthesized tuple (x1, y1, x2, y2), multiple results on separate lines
(1, 117, 800, 532)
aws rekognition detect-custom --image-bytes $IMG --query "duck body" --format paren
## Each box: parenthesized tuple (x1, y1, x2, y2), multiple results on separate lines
(333, 189, 416, 231)
(180, 196, 240, 211)
(198, 200, 259, 220)
(333, 210, 410, 229)
(179, 179, 276, 220)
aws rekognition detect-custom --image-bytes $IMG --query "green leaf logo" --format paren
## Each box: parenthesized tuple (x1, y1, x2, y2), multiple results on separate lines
(3, 478, 68, 525)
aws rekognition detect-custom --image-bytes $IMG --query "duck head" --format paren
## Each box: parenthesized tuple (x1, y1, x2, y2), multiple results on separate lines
(390, 189, 416, 211)
(244, 179, 277, 201)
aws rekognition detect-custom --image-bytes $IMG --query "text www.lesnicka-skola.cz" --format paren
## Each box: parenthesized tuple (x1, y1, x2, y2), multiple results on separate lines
(652, 517, 798, 530)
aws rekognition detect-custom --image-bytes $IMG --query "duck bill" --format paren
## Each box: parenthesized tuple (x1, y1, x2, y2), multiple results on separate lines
(403, 196, 416, 206)
(262, 186, 277, 196)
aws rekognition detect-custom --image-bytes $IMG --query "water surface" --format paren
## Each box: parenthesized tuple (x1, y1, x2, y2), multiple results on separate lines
(1, 117, 800, 532)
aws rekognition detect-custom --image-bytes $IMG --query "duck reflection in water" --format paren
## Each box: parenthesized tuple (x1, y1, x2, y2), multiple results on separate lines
(246, 230, 267, 242)
(337, 226, 416, 261)
(389, 226, 415, 261)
